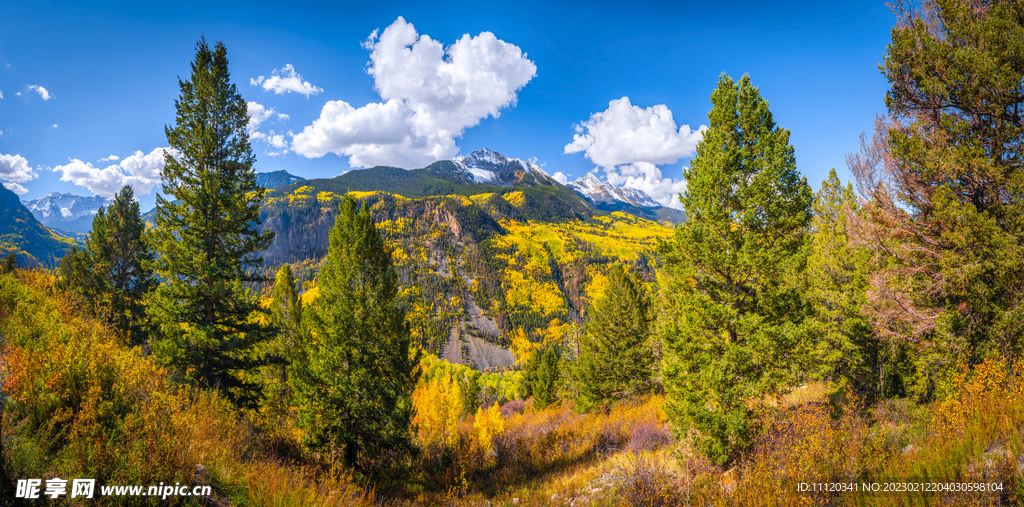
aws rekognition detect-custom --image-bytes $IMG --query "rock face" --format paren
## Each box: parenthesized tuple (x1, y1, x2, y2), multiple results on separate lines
(22, 192, 111, 233)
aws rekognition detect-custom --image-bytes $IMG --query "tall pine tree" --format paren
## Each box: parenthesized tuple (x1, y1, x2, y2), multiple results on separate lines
(149, 38, 274, 406)
(804, 169, 875, 394)
(570, 263, 654, 413)
(290, 195, 420, 471)
(57, 185, 156, 345)
(659, 74, 813, 464)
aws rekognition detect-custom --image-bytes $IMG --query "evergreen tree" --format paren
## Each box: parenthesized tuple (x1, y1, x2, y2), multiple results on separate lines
(56, 185, 156, 344)
(659, 74, 813, 464)
(523, 344, 560, 409)
(149, 38, 274, 406)
(260, 264, 302, 424)
(804, 170, 875, 394)
(2, 253, 16, 274)
(290, 195, 421, 471)
(848, 0, 1024, 377)
(570, 263, 654, 413)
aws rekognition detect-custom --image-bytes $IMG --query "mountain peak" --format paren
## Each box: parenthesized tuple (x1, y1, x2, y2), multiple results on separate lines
(568, 173, 661, 208)
(454, 148, 555, 187)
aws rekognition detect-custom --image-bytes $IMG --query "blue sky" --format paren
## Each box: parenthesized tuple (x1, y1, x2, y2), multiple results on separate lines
(0, 0, 894, 210)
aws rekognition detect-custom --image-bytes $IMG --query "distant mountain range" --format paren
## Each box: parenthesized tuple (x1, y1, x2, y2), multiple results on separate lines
(1, 185, 78, 266)
(256, 170, 306, 189)
(568, 173, 661, 208)
(22, 192, 112, 234)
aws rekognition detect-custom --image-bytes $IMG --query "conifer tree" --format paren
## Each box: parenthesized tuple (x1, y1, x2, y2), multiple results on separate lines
(260, 264, 302, 422)
(290, 195, 420, 471)
(2, 253, 16, 274)
(523, 344, 560, 409)
(570, 263, 654, 413)
(804, 170, 875, 393)
(848, 0, 1024, 374)
(659, 74, 813, 464)
(149, 38, 274, 405)
(57, 185, 156, 344)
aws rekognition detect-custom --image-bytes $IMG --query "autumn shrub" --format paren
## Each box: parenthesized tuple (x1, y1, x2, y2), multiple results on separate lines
(599, 451, 679, 507)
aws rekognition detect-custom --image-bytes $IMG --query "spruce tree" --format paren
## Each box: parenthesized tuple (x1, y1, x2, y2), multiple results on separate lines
(2, 253, 16, 274)
(149, 38, 274, 406)
(523, 344, 560, 409)
(659, 74, 813, 464)
(56, 185, 156, 344)
(570, 263, 654, 413)
(290, 195, 420, 471)
(804, 170, 875, 394)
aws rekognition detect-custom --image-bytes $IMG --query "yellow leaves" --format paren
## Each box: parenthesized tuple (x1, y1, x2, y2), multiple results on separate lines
(473, 403, 505, 456)
(502, 191, 526, 207)
(300, 286, 319, 306)
(294, 185, 314, 194)
(413, 375, 464, 449)
(510, 328, 538, 365)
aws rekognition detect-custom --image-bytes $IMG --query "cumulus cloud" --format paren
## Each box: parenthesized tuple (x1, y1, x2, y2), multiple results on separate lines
(52, 124, 58, 128)
(251, 64, 323, 97)
(564, 97, 706, 209)
(277, 113, 289, 121)
(0, 90, 4, 99)
(291, 16, 537, 168)
(53, 147, 178, 197)
(100, 155, 120, 162)
(3, 181, 28, 195)
(0, 153, 36, 192)
(551, 171, 569, 185)
(29, 85, 53, 101)
(246, 101, 274, 130)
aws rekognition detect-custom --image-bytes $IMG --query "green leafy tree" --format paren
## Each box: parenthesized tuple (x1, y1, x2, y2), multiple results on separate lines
(290, 195, 421, 471)
(848, 0, 1024, 381)
(570, 263, 654, 413)
(803, 170, 876, 394)
(149, 38, 274, 406)
(56, 185, 156, 344)
(659, 74, 813, 464)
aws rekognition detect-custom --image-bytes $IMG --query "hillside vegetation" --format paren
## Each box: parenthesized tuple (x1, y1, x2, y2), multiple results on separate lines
(3, 2, 1024, 505)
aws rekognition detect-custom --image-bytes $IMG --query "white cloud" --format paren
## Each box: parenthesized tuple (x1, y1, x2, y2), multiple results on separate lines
(292, 16, 537, 168)
(251, 130, 288, 150)
(29, 85, 53, 101)
(551, 171, 569, 185)
(0, 153, 36, 184)
(15, 92, 21, 96)
(251, 64, 323, 97)
(0, 90, 4, 99)
(53, 147, 178, 197)
(565, 97, 704, 167)
(52, 124, 58, 128)
(564, 97, 706, 209)
(100, 155, 120, 162)
(246, 101, 274, 130)
(3, 181, 28, 195)
(276, 113, 289, 121)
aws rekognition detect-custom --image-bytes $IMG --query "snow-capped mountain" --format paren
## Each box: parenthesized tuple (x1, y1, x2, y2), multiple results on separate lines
(450, 148, 557, 187)
(568, 173, 661, 208)
(22, 192, 111, 233)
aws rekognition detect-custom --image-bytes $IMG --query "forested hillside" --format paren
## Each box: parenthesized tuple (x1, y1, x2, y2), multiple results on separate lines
(3, 2, 1024, 506)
